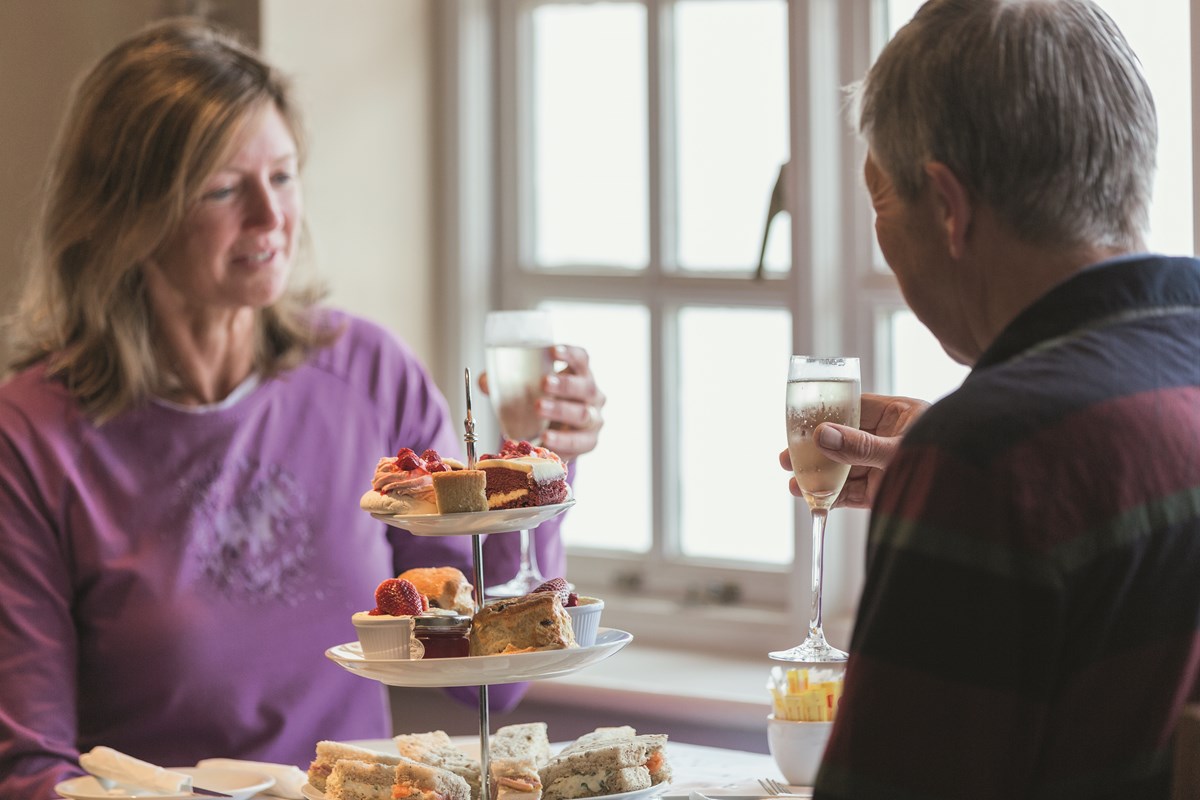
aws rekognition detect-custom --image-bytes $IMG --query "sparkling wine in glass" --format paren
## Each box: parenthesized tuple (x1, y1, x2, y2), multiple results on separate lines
(483, 310, 554, 598)
(771, 355, 861, 663)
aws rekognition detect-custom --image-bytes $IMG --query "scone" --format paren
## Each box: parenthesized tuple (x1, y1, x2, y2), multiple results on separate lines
(469, 592, 576, 656)
(397, 567, 476, 615)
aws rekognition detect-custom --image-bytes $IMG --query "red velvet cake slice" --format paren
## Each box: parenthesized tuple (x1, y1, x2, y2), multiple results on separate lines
(476, 440, 568, 509)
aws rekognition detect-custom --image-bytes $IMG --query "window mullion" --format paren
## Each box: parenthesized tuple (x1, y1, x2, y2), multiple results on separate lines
(649, 0, 675, 564)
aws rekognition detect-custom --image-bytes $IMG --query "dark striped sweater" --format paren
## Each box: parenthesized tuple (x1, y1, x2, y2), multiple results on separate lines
(816, 255, 1200, 800)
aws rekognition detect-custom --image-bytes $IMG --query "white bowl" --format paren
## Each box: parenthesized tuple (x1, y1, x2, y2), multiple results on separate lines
(767, 715, 833, 787)
(351, 613, 424, 659)
(566, 596, 604, 647)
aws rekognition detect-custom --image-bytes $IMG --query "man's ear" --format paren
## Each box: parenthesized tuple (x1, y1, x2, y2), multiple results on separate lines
(924, 161, 971, 259)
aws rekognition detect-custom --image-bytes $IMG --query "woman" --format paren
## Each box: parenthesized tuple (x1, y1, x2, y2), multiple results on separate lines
(0, 19, 605, 798)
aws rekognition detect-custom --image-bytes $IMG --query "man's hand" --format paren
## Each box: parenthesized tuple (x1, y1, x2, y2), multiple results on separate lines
(780, 393, 929, 509)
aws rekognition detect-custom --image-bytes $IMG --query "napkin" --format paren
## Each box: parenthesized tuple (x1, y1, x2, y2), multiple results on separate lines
(79, 746, 193, 794)
(195, 759, 306, 799)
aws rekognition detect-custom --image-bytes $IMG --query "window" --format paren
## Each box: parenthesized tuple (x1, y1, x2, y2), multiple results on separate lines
(436, 0, 1198, 654)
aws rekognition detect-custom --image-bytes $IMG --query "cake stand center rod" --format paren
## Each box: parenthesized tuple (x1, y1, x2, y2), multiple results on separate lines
(464, 368, 491, 797)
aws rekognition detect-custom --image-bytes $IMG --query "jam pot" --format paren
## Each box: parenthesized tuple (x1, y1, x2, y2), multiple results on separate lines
(413, 613, 471, 658)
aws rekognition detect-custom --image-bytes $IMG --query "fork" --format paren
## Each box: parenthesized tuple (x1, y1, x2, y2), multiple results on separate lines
(757, 778, 813, 797)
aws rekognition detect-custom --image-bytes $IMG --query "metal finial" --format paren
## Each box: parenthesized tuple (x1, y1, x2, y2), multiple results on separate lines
(463, 368, 477, 468)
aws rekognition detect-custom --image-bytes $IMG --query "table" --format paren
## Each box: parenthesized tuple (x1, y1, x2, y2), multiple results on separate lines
(663, 741, 783, 785)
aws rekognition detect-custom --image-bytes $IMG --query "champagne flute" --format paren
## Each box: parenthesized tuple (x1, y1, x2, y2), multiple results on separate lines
(483, 310, 554, 598)
(771, 355, 861, 663)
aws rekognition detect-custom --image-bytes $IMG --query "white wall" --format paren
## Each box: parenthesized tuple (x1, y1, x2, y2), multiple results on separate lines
(261, 0, 438, 368)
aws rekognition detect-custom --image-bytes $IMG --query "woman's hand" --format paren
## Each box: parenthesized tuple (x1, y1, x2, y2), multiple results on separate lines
(780, 392, 929, 509)
(480, 345, 606, 462)
(538, 345, 606, 462)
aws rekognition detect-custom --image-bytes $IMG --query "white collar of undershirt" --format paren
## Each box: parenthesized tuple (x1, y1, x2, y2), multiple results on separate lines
(151, 373, 262, 413)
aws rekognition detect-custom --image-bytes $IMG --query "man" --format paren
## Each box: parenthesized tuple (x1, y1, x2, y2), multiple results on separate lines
(784, 1, 1200, 797)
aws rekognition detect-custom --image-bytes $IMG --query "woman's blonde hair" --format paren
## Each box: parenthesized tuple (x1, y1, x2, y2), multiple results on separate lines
(8, 17, 338, 422)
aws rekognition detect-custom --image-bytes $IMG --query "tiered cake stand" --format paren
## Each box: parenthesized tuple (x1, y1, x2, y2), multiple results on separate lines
(325, 371, 633, 797)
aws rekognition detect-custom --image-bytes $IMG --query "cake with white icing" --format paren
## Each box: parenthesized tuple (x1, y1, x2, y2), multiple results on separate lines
(475, 440, 568, 510)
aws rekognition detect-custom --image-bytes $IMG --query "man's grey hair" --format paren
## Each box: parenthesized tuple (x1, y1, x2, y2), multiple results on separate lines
(854, 0, 1156, 249)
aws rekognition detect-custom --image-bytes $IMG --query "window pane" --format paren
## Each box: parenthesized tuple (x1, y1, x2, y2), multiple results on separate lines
(888, 309, 969, 402)
(678, 307, 792, 563)
(532, 4, 648, 269)
(675, 0, 789, 273)
(543, 301, 652, 552)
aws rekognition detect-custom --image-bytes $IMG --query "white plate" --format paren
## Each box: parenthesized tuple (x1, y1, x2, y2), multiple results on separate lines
(325, 627, 632, 687)
(587, 786, 666, 800)
(56, 767, 274, 800)
(301, 778, 665, 800)
(370, 500, 574, 536)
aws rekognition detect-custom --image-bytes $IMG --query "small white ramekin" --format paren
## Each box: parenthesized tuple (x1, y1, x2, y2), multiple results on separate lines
(351, 613, 424, 659)
(565, 596, 604, 647)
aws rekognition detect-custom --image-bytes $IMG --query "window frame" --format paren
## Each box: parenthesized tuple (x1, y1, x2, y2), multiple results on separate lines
(433, 0, 940, 654)
(432, 0, 892, 657)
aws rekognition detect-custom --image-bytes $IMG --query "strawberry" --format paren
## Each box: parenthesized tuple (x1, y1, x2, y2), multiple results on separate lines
(566, 592, 579, 607)
(533, 577, 571, 605)
(374, 578, 425, 616)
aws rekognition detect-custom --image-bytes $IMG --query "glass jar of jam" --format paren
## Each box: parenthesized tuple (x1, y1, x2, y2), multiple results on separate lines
(413, 612, 471, 658)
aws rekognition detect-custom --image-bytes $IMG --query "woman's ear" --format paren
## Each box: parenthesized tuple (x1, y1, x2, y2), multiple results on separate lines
(924, 161, 971, 259)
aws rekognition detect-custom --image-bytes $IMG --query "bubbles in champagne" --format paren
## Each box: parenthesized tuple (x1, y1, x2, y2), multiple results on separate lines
(785, 378, 861, 509)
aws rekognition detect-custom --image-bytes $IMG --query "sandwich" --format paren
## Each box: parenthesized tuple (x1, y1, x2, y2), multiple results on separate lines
(489, 722, 551, 800)
(538, 734, 672, 800)
(490, 722, 551, 766)
(550, 730, 670, 787)
(553, 727, 636, 758)
(308, 741, 404, 792)
(488, 758, 543, 800)
(322, 757, 472, 800)
(324, 760, 397, 800)
(393, 730, 482, 799)
(396, 758, 474, 800)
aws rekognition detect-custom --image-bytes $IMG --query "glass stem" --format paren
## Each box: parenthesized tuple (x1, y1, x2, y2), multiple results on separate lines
(809, 508, 828, 644)
(519, 529, 539, 575)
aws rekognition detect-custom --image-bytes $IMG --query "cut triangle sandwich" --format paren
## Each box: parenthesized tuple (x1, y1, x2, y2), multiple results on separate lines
(488, 722, 551, 800)
(308, 741, 405, 793)
(539, 733, 671, 800)
(490, 722, 551, 767)
(323, 757, 472, 800)
(393, 730, 482, 799)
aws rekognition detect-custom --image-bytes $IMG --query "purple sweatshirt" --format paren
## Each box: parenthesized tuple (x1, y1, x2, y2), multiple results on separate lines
(0, 311, 567, 799)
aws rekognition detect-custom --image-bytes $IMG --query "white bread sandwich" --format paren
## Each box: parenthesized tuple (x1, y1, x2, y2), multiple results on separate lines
(308, 741, 404, 792)
(553, 727, 637, 758)
(323, 757, 472, 800)
(324, 759, 397, 800)
(488, 722, 551, 800)
(393, 730, 482, 799)
(491, 722, 551, 766)
(488, 757, 543, 800)
(396, 758, 474, 800)
(539, 734, 671, 800)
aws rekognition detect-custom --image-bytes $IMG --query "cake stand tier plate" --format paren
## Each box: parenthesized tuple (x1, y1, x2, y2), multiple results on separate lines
(370, 499, 574, 536)
(325, 626, 632, 687)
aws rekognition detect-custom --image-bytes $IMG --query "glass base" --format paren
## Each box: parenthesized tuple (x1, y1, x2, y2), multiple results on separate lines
(484, 567, 547, 599)
(769, 636, 849, 664)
